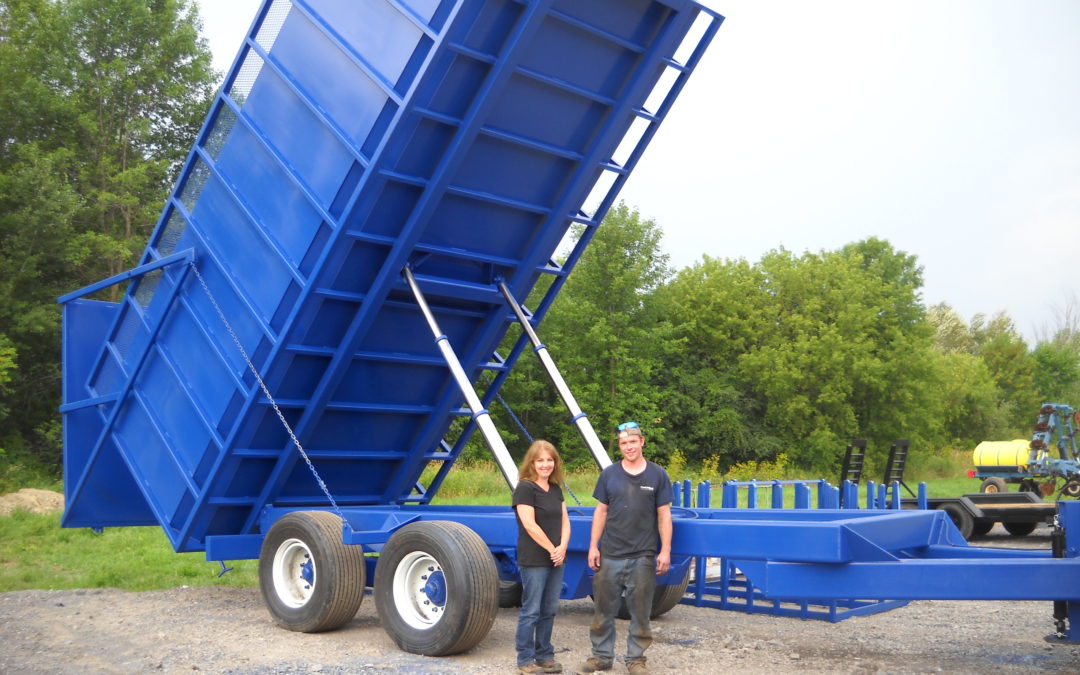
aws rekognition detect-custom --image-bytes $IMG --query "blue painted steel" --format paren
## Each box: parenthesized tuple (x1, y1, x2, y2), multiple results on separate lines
(54, 0, 1080, 643)
(59, 0, 724, 553)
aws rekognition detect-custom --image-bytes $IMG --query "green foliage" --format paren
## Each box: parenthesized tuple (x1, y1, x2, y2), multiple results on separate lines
(655, 238, 936, 475)
(928, 350, 1011, 443)
(0, 0, 215, 469)
(502, 202, 675, 466)
(0, 510, 257, 592)
(1032, 339, 1080, 405)
(928, 303, 1049, 436)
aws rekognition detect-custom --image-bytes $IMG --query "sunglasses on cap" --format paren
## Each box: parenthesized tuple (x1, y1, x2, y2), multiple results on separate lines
(617, 421, 640, 432)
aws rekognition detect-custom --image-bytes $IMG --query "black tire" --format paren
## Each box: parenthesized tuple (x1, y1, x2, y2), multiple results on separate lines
(1003, 521, 1037, 537)
(1062, 481, 1080, 499)
(374, 521, 498, 656)
(258, 511, 365, 633)
(615, 564, 691, 620)
(980, 477, 1008, 493)
(498, 579, 523, 608)
(938, 502, 974, 540)
(650, 564, 692, 618)
(971, 520, 994, 537)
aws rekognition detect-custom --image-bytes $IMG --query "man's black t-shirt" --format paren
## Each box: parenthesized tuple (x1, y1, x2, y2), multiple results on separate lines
(593, 461, 673, 559)
(512, 480, 565, 567)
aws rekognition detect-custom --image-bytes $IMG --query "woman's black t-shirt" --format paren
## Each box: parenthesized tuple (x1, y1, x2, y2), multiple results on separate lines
(512, 480, 565, 567)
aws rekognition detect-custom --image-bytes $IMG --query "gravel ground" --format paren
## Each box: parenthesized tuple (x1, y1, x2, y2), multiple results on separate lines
(2, 523, 1078, 674)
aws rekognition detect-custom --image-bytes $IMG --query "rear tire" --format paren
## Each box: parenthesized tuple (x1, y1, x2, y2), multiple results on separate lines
(258, 511, 365, 633)
(938, 502, 974, 540)
(374, 521, 498, 656)
(498, 579, 523, 608)
(980, 477, 1007, 493)
(1003, 521, 1037, 537)
(615, 564, 691, 620)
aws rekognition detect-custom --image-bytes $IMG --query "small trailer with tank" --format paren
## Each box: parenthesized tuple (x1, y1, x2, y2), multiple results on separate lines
(59, 0, 1080, 654)
(969, 404, 1080, 498)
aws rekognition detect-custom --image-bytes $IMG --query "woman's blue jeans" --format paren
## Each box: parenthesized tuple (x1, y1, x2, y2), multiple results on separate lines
(516, 564, 565, 666)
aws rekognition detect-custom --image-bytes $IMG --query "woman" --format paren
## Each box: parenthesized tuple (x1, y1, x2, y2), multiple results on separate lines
(513, 439, 571, 674)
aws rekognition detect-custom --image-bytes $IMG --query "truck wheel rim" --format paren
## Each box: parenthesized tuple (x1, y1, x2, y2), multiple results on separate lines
(392, 551, 446, 629)
(273, 538, 316, 609)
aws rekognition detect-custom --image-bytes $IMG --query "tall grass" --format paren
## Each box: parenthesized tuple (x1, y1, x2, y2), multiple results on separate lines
(425, 459, 599, 506)
(0, 449, 988, 593)
(0, 509, 258, 592)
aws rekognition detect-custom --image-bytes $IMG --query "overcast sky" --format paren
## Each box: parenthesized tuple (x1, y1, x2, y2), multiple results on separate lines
(198, 1, 1080, 345)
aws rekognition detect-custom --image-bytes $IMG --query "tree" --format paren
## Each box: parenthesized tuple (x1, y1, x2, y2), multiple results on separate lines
(1032, 291, 1080, 406)
(655, 238, 939, 475)
(518, 203, 674, 465)
(1032, 341, 1080, 407)
(928, 302, 975, 354)
(736, 241, 938, 473)
(655, 256, 778, 467)
(0, 0, 215, 468)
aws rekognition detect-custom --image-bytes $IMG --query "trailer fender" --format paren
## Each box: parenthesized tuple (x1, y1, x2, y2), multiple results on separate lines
(258, 511, 365, 633)
(374, 521, 498, 656)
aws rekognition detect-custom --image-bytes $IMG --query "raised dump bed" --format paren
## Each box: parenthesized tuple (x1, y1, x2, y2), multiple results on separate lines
(61, 0, 721, 550)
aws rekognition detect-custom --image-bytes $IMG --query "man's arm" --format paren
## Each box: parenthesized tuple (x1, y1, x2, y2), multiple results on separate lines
(655, 503, 672, 575)
(588, 502, 608, 571)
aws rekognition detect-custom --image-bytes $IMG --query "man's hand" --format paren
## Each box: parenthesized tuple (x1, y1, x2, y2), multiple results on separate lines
(588, 545, 601, 571)
(655, 551, 670, 575)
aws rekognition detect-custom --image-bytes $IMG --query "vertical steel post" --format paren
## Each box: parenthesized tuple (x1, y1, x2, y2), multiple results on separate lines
(403, 266, 518, 488)
(498, 281, 611, 469)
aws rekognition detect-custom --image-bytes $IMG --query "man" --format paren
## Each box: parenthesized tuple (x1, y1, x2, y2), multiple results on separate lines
(577, 421, 673, 675)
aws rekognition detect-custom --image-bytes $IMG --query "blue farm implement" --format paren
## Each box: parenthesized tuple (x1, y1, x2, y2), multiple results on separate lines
(971, 404, 1080, 499)
(59, 0, 1080, 655)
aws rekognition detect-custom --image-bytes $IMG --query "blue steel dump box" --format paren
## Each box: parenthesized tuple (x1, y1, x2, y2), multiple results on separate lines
(60, 0, 722, 553)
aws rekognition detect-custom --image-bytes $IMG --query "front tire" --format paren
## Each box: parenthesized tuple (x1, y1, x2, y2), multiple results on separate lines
(374, 521, 498, 656)
(980, 477, 1007, 493)
(258, 511, 365, 632)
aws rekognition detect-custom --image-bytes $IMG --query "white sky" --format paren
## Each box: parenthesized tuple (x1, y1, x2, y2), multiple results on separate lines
(197, 0, 1080, 345)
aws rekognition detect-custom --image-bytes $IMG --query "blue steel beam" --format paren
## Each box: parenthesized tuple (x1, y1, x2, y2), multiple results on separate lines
(740, 558, 1080, 601)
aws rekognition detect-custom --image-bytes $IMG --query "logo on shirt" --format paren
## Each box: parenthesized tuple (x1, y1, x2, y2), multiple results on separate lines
(639, 485, 655, 492)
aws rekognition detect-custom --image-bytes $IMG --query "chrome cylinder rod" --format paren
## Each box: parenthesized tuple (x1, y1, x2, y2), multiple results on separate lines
(498, 281, 611, 469)
(403, 266, 518, 488)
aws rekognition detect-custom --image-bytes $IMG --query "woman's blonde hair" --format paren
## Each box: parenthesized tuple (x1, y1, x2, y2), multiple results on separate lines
(518, 439, 564, 485)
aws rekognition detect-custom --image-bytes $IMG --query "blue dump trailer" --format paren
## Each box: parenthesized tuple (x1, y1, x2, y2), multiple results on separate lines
(59, 0, 1080, 656)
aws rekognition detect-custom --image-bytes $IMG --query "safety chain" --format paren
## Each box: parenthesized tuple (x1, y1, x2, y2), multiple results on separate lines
(190, 262, 345, 522)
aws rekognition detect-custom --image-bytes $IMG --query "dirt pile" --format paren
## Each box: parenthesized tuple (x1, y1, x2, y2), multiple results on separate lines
(0, 488, 64, 516)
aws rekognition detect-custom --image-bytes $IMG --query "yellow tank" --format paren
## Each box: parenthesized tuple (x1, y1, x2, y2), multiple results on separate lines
(972, 439, 1040, 468)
